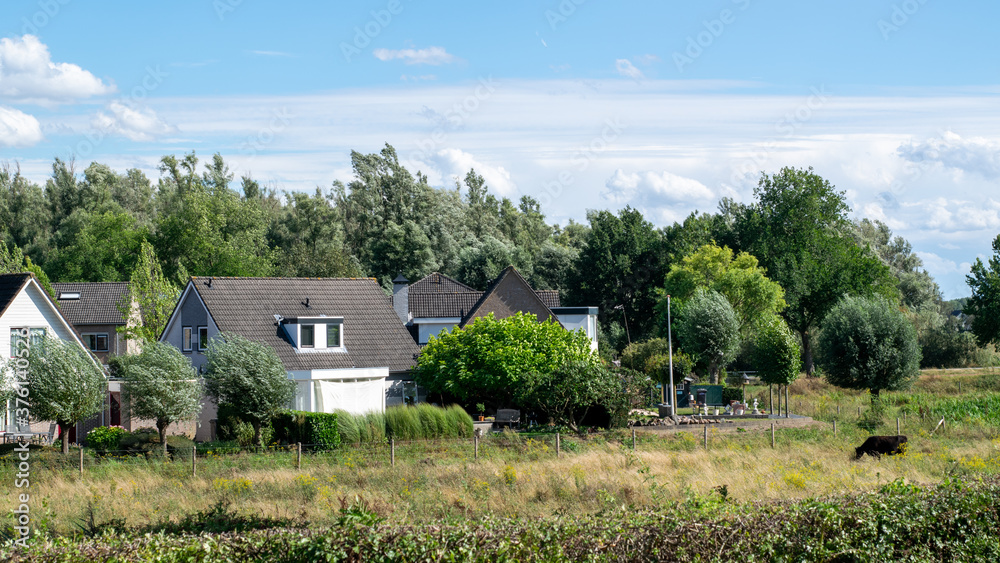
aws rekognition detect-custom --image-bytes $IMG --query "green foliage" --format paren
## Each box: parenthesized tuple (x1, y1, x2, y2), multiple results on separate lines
(852, 218, 941, 311)
(518, 361, 624, 431)
(203, 333, 296, 447)
(118, 241, 180, 343)
(751, 315, 801, 386)
(658, 243, 786, 337)
(117, 341, 202, 453)
(23, 335, 106, 453)
(85, 426, 129, 452)
(965, 234, 1000, 347)
(818, 295, 922, 400)
(676, 289, 741, 384)
(271, 410, 340, 449)
(416, 312, 597, 406)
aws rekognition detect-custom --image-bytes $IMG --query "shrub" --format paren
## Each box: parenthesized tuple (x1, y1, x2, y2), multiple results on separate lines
(271, 411, 340, 450)
(335, 411, 360, 445)
(721, 387, 743, 405)
(86, 426, 129, 452)
(444, 405, 473, 438)
(385, 406, 423, 440)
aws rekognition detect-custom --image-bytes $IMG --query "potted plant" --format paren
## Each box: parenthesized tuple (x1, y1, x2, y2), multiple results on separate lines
(475, 403, 486, 421)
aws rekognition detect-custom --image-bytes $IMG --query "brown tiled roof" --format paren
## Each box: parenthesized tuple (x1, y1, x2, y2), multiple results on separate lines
(0, 273, 31, 318)
(52, 282, 129, 326)
(190, 277, 420, 373)
(535, 290, 561, 309)
(460, 267, 561, 327)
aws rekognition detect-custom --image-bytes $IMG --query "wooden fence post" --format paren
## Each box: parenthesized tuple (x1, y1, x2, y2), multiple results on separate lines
(474, 433, 479, 460)
(79, 445, 84, 475)
(296, 442, 301, 470)
(896, 418, 900, 435)
(632, 428, 636, 450)
(837, 404, 840, 416)
(556, 432, 560, 458)
(192, 445, 196, 477)
(390, 438, 395, 467)
(770, 423, 775, 448)
(703, 425, 708, 450)
(858, 406, 862, 417)
(833, 420, 837, 436)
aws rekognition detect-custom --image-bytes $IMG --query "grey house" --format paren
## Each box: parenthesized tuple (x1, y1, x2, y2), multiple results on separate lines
(159, 276, 421, 440)
(393, 267, 598, 350)
(51, 282, 138, 364)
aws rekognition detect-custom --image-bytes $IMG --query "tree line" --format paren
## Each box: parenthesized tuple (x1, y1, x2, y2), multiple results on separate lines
(0, 147, 990, 376)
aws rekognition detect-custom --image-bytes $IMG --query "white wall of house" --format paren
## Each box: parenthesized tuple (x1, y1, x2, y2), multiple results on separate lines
(289, 367, 387, 415)
(414, 317, 461, 344)
(552, 307, 599, 351)
(1, 281, 81, 358)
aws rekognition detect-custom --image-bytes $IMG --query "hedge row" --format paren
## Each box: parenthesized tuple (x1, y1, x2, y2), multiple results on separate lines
(270, 404, 473, 447)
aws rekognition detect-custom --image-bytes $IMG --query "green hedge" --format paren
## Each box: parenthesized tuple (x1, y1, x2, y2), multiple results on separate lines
(271, 411, 340, 449)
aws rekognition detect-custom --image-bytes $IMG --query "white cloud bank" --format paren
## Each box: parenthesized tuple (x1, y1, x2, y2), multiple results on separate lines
(0, 105, 43, 147)
(373, 46, 457, 65)
(423, 148, 518, 198)
(615, 58, 644, 79)
(0, 35, 114, 104)
(92, 101, 176, 142)
(898, 131, 1000, 179)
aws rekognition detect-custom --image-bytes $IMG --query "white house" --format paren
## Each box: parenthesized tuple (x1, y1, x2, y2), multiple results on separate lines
(159, 276, 421, 441)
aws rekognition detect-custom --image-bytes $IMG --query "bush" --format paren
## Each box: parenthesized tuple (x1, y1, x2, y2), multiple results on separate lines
(444, 405, 473, 438)
(217, 403, 274, 448)
(338, 405, 473, 444)
(721, 387, 743, 405)
(385, 406, 423, 440)
(271, 411, 340, 450)
(86, 426, 129, 452)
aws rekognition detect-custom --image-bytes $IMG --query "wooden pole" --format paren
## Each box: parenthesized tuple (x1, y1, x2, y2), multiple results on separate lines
(769, 385, 773, 415)
(833, 420, 837, 436)
(837, 404, 840, 416)
(192, 445, 196, 477)
(703, 425, 708, 449)
(959, 381, 962, 393)
(858, 406, 862, 417)
(770, 423, 775, 448)
(632, 428, 636, 450)
(784, 386, 789, 418)
(556, 432, 561, 458)
(896, 418, 900, 435)
(390, 438, 395, 467)
(79, 445, 84, 475)
(296, 442, 301, 470)
(474, 433, 479, 460)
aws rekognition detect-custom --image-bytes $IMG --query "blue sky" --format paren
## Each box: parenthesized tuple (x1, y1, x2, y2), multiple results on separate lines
(1, 0, 999, 298)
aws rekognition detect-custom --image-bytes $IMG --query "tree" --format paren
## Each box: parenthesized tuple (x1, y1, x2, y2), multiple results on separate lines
(24, 336, 106, 453)
(119, 241, 180, 343)
(658, 243, 785, 337)
(416, 312, 597, 407)
(735, 167, 897, 375)
(818, 295, 921, 402)
(964, 235, 1000, 347)
(851, 218, 940, 311)
(569, 207, 667, 346)
(752, 315, 801, 387)
(676, 289, 741, 384)
(203, 333, 295, 447)
(117, 342, 203, 455)
(518, 361, 622, 432)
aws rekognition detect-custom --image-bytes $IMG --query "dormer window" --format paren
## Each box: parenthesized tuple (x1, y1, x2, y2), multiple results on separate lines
(327, 324, 342, 348)
(58, 292, 81, 300)
(300, 324, 315, 348)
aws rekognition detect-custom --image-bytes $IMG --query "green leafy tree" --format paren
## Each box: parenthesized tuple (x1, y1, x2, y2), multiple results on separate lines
(203, 333, 295, 447)
(734, 167, 897, 375)
(676, 288, 741, 384)
(658, 243, 785, 337)
(416, 312, 597, 407)
(851, 218, 941, 311)
(964, 235, 1000, 347)
(47, 207, 147, 282)
(518, 361, 630, 432)
(818, 295, 921, 402)
(119, 241, 180, 343)
(752, 315, 802, 387)
(569, 207, 667, 346)
(117, 342, 203, 454)
(24, 336, 106, 453)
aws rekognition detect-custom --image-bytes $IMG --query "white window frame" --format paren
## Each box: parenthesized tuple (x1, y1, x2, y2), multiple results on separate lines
(197, 326, 209, 352)
(182, 327, 192, 352)
(300, 324, 315, 348)
(326, 323, 343, 348)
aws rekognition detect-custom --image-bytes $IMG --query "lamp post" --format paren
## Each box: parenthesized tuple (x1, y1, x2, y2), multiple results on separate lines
(667, 295, 676, 423)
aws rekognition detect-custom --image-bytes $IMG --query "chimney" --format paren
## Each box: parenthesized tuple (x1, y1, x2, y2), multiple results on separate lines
(392, 274, 409, 325)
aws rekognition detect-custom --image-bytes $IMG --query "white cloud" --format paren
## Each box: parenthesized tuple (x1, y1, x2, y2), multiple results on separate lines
(615, 59, 643, 79)
(0, 105, 43, 147)
(400, 74, 436, 82)
(898, 131, 1000, 179)
(0, 35, 114, 104)
(604, 169, 714, 203)
(915, 251, 971, 277)
(249, 50, 294, 57)
(373, 46, 457, 65)
(424, 148, 518, 198)
(92, 101, 176, 141)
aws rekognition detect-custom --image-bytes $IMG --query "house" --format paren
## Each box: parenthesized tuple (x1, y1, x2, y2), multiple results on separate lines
(159, 276, 422, 440)
(51, 282, 142, 437)
(0, 273, 100, 439)
(51, 282, 139, 364)
(392, 266, 599, 350)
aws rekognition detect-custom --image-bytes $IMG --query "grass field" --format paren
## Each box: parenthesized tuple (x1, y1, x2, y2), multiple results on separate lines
(2, 371, 1000, 560)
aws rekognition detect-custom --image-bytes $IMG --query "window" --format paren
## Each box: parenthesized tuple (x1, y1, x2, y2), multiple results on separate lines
(82, 333, 109, 352)
(10, 328, 46, 357)
(327, 324, 342, 348)
(198, 327, 209, 351)
(57, 292, 80, 300)
(29, 328, 45, 351)
(9, 328, 24, 358)
(182, 327, 192, 352)
(300, 324, 315, 348)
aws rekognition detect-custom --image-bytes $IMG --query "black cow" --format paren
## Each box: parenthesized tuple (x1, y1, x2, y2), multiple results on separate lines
(854, 435, 908, 459)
